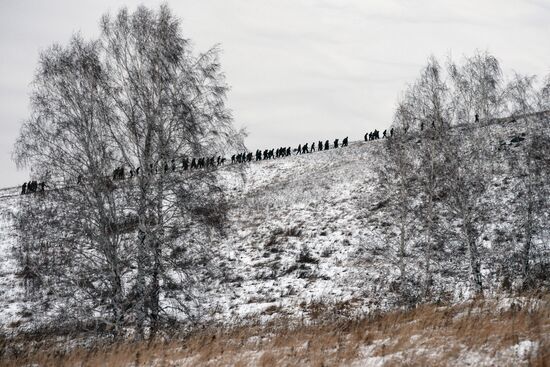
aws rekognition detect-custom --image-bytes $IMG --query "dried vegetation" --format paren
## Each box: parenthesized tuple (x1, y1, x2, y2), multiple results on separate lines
(2, 294, 549, 366)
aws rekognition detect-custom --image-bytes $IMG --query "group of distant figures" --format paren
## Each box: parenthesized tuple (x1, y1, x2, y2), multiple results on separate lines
(109, 155, 228, 181)
(297, 137, 349, 155)
(19, 130, 391, 195)
(20, 180, 46, 195)
(236, 137, 350, 164)
(109, 137, 351, 179)
(365, 128, 393, 141)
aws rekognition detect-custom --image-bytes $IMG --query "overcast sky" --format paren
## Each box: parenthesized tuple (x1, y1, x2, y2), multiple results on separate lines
(0, 0, 549, 188)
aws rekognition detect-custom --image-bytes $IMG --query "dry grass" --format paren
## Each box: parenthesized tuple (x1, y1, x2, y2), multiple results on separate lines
(2, 295, 549, 367)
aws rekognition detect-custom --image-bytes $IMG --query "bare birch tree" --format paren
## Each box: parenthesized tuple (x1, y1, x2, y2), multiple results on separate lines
(388, 53, 499, 297)
(448, 51, 504, 123)
(13, 4, 243, 336)
(393, 58, 450, 299)
(438, 125, 492, 296)
(378, 100, 420, 304)
(504, 74, 550, 289)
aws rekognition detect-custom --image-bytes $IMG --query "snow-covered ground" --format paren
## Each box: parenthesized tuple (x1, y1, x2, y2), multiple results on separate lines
(210, 139, 383, 321)
(0, 116, 548, 334)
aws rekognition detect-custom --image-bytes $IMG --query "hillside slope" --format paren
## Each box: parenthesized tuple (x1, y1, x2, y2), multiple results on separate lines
(0, 115, 549, 332)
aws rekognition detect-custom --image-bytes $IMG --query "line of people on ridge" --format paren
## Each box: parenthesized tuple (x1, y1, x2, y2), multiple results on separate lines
(107, 136, 352, 182)
(13, 114, 492, 195)
(18, 132, 379, 194)
(110, 155, 229, 181)
(235, 137, 350, 164)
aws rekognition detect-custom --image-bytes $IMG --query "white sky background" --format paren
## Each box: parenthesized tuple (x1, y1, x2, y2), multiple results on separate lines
(0, 0, 549, 187)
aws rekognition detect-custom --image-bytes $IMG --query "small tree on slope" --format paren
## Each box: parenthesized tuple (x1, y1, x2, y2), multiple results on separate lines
(379, 105, 419, 304)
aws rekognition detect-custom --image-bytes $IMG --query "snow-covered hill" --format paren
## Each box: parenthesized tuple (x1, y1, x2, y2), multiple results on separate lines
(0, 115, 549, 332)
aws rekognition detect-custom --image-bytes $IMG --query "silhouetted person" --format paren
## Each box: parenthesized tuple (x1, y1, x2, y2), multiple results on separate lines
(364, 133, 368, 141)
(325, 140, 329, 150)
(342, 137, 348, 147)
(390, 128, 394, 137)
(113, 167, 124, 180)
(297, 144, 302, 155)
(27, 181, 37, 193)
(310, 142, 315, 152)
(171, 159, 176, 171)
(287, 147, 291, 156)
(334, 139, 339, 148)
(302, 143, 309, 154)
(318, 141, 323, 151)
(21, 182, 27, 195)
(475, 113, 479, 123)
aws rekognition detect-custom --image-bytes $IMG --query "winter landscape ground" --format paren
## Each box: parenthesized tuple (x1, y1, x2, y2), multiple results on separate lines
(1, 114, 549, 366)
